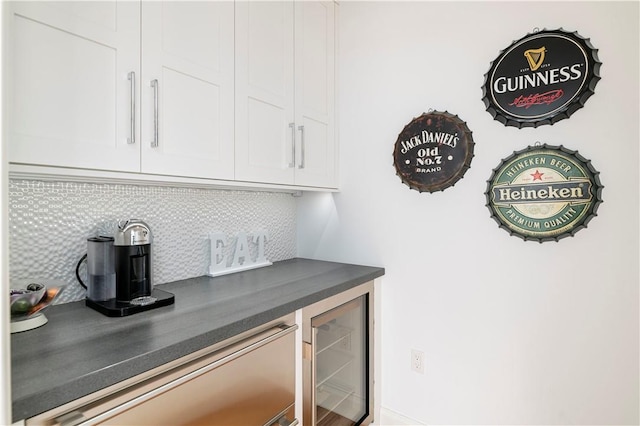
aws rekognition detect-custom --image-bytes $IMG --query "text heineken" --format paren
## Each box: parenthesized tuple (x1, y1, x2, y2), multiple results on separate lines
(493, 181, 591, 205)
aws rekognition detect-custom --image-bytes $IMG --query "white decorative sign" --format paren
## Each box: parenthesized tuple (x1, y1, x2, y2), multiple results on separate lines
(207, 230, 272, 277)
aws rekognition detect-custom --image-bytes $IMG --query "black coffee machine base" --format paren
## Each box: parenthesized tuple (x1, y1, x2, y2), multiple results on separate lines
(86, 289, 175, 317)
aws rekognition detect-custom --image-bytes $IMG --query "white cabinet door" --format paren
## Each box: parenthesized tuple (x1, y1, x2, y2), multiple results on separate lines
(235, 1, 337, 189)
(141, 1, 235, 180)
(234, 1, 295, 185)
(8, 1, 140, 172)
(294, 1, 337, 188)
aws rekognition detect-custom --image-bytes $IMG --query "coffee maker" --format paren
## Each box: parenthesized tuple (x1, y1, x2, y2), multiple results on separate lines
(114, 219, 154, 305)
(80, 219, 174, 317)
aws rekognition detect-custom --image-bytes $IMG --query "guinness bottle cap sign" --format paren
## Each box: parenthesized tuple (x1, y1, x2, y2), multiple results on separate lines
(482, 29, 601, 128)
(393, 111, 474, 193)
(485, 144, 603, 242)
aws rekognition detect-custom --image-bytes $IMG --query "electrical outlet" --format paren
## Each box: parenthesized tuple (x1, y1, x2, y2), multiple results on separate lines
(411, 349, 424, 374)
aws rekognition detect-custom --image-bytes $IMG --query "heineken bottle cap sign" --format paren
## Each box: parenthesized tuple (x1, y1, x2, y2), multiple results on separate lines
(485, 144, 603, 242)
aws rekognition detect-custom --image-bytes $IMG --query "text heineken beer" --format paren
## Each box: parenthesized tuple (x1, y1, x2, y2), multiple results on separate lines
(485, 144, 603, 242)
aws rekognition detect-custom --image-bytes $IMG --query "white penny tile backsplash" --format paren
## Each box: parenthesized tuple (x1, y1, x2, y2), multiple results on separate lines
(8, 179, 297, 304)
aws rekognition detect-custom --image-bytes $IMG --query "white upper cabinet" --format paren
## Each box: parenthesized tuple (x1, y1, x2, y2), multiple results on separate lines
(235, 1, 295, 186)
(8, 1, 234, 180)
(235, 1, 337, 189)
(141, 1, 235, 180)
(7, 1, 337, 190)
(294, 1, 337, 188)
(8, 1, 141, 172)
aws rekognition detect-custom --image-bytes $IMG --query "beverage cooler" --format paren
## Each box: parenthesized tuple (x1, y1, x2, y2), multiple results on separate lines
(302, 281, 374, 426)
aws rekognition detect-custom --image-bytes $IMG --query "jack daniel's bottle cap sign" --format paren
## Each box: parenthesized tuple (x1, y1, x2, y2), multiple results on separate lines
(485, 144, 603, 242)
(393, 111, 474, 193)
(482, 29, 601, 128)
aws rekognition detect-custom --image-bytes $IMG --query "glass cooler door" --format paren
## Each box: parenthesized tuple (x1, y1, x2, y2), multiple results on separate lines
(311, 295, 368, 426)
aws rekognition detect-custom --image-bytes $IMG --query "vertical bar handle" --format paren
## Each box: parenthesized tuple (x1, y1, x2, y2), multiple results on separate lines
(288, 122, 295, 168)
(297, 125, 305, 169)
(151, 79, 159, 148)
(127, 72, 135, 144)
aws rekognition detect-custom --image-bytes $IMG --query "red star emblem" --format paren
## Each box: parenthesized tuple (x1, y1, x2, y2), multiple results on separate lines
(531, 169, 544, 181)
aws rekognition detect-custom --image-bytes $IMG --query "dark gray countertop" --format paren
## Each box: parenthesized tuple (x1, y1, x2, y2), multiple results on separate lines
(11, 258, 384, 422)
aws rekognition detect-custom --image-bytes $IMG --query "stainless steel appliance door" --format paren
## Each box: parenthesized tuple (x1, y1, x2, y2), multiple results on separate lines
(43, 323, 297, 426)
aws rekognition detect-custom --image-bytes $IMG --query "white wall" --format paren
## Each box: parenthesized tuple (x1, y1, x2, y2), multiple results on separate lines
(298, 1, 639, 424)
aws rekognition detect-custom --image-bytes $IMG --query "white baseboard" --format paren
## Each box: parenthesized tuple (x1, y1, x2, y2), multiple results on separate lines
(375, 407, 425, 425)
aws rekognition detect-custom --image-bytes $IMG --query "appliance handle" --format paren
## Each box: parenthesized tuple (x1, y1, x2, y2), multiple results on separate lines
(127, 72, 135, 144)
(274, 417, 298, 426)
(263, 405, 298, 426)
(310, 328, 318, 425)
(67, 323, 298, 425)
(151, 79, 159, 148)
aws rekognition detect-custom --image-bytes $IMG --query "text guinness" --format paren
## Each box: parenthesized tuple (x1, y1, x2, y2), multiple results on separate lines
(493, 64, 583, 94)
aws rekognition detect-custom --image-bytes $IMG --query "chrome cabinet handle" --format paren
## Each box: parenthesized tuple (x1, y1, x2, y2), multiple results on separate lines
(127, 72, 135, 144)
(53, 410, 85, 426)
(151, 79, 159, 148)
(271, 416, 298, 426)
(288, 122, 295, 168)
(297, 125, 305, 169)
